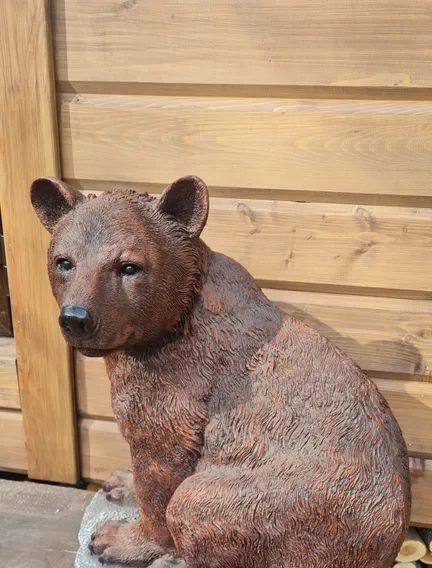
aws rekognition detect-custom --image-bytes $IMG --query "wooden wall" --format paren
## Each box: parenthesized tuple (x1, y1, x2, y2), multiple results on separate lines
(5, 0, 432, 522)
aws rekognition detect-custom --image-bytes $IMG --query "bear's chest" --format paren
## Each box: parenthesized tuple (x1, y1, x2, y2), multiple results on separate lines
(109, 370, 208, 459)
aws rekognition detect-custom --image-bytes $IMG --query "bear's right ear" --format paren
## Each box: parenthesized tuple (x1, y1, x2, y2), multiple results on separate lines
(30, 177, 85, 233)
(157, 175, 209, 238)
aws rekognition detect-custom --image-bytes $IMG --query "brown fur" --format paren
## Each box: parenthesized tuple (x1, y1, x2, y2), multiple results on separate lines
(31, 176, 410, 568)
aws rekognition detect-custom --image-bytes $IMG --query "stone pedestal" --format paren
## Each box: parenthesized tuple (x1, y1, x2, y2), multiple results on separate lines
(75, 490, 182, 568)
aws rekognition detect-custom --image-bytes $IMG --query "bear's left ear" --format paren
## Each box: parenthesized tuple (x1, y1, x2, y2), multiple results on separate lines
(30, 177, 85, 233)
(157, 175, 209, 238)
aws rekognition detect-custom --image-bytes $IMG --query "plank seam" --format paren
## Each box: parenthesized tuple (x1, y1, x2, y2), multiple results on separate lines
(57, 81, 432, 102)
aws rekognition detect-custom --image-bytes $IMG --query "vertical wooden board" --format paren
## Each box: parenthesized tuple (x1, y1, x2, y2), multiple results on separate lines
(0, 0, 78, 482)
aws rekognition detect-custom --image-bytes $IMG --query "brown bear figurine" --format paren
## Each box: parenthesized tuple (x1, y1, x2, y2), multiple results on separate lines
(31, 175, 410, 568)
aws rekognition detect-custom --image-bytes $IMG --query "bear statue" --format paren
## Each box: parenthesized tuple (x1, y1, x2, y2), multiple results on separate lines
(31, 175, 410, 568)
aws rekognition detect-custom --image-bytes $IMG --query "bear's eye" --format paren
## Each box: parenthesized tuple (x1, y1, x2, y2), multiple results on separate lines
(120, 263, 142, 276)
(56, 258, 74, 272)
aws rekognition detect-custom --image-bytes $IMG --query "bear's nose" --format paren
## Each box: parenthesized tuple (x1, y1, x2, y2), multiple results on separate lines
(59, 305, 95, 338)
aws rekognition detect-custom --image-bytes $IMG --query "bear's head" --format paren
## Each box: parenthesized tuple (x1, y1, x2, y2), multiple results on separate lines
(30, 176, 209, 356)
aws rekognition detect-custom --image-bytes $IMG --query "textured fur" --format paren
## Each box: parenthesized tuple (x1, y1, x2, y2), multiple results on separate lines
(31, 176, 410, 568)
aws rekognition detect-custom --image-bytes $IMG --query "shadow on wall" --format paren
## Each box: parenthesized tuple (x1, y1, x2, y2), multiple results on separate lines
(275, 301, 428, 380)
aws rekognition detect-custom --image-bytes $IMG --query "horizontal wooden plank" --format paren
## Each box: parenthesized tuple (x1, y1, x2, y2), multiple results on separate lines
(374, 379, 432, 457)
(0, 338, 20, 409)
(53, 194, 432, 295)
(75, 360, 432, 457)
(266, 290, 432, 379)
(79, 418, 432, 527)
(53, 0, 432, 88)
(80, 418, 129, 483)
(59, 94, 432, 200)
(76, 291, 432, 399)
(204, 199, 432, 294)
(0, 410, 26, 472)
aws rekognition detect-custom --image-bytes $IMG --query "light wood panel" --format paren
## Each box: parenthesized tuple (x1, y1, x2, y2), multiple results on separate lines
(75, 354, 432, 457)
(79, 417, 432, 527)
(59, 94, 432, 200)
(53, 0, 432, 88)
(0, 338, 20, 409)
(204, 199, 432, 294)
(80, 419, 130, 483)
(0, 0, 78, 482)
(374, 379, 432, 457)
(266, 290, 432, 379)
(0, 411, 26, 472)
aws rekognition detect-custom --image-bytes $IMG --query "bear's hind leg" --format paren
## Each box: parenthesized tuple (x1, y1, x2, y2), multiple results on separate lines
(166, 467, 288, 568)
(166, 466, 401, 568)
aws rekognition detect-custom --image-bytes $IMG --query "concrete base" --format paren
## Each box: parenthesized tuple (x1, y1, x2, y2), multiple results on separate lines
(75, 490, 183, 568)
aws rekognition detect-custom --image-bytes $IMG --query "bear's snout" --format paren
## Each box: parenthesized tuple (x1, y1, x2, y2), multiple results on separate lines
(59, 305, 96, 339)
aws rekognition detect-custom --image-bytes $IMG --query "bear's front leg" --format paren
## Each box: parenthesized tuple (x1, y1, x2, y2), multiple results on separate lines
(90, 446, 190, 565)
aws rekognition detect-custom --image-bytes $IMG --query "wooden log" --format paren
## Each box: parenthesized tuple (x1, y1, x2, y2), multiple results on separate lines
(419, 528, 432, 552)
(392, 562, 422, 568)
(396, 528, 427, 562)
(420, 551, 432, 565)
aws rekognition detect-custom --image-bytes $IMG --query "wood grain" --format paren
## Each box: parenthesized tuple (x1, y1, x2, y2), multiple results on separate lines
(79, 417, 432, 527)
(0, 0, 78, 482)
(203, 198, 432, 295)
(75, 351, 432, 456)
(53, 0, 432, 88)
(0, 411, 26, 472)
(59, 94, 432, 200)
(0, 338, 20, 410)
